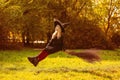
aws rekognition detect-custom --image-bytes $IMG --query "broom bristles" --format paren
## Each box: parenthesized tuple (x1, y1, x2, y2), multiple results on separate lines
(66, 49, 101, 63)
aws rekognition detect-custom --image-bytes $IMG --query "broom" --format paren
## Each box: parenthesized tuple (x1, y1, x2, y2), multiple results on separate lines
(66, 49, 101, 63)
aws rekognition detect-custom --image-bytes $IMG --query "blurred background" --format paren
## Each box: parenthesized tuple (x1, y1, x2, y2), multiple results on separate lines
(0, 0, 120, 50)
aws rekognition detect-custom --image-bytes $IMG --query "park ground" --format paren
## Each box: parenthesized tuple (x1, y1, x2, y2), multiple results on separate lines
(0, 49, 120, 80)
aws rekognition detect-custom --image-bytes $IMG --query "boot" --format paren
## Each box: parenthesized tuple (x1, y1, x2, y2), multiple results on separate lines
(28, 50, 48, 67)
(28, 57, 39, 67)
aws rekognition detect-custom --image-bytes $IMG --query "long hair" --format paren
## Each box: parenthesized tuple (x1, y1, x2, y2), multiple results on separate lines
(54, 21, 65, 32)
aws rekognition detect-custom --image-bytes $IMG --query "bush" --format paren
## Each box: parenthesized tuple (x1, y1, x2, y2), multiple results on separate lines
(0, 42, 23, 50)
(0, 10, 23, 50)
(64, 19, 114, 50)
(111, 32, 120, 48)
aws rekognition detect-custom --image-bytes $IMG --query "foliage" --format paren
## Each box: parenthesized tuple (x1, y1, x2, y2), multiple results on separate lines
(0, 0, 119, 49)
(93, 0, 120, 37)
(0, 49, 120, 80)
(111, 32, 120, 47)
(0, 9, 9, 50)
(64, 19, 114, 49)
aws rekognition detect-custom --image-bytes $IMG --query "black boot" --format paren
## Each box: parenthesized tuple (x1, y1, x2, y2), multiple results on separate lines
(28, 57, 39, 67)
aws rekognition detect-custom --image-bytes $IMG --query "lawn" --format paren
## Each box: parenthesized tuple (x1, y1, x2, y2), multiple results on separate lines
(0, 49, 120, 80)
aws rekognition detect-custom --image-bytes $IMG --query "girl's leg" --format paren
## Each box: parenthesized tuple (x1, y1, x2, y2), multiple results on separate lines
(28, 50, 48, 67)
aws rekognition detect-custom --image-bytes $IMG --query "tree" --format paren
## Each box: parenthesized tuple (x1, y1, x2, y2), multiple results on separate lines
(64, 18, 114, 49)
(0, 0, 118, 49)
(0, 9, 9, 49)
(93, 0, 120, 37)
(111, 31, 120, 47)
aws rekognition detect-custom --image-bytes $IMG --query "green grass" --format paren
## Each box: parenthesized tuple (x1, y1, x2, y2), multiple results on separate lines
(0, 49, 120, 80)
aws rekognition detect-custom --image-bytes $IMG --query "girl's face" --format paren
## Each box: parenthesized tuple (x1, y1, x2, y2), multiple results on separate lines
(53, 18, 57, 22)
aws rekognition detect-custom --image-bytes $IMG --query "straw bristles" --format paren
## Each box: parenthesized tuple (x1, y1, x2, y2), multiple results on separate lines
(67, 49, 101, 63)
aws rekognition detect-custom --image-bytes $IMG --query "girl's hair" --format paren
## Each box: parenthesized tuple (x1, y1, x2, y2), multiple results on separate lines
(54, 21, 65, 32)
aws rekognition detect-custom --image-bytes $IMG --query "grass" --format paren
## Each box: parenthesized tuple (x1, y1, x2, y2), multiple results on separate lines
(0, 49, 120, 80)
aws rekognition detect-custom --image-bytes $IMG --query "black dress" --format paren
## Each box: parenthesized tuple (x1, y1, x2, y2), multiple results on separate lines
(45, 36, 63, 54)
(44, 19, 65, 54)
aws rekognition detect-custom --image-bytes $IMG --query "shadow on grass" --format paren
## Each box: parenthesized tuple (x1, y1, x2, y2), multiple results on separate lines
(100, 50, 120, 60)
(34, 67, 114, 79)
(5, 67, 26, 71)
(0, 49, 120, 63)
(48, 51, 74, 58)
(48, 50, 120, 61)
